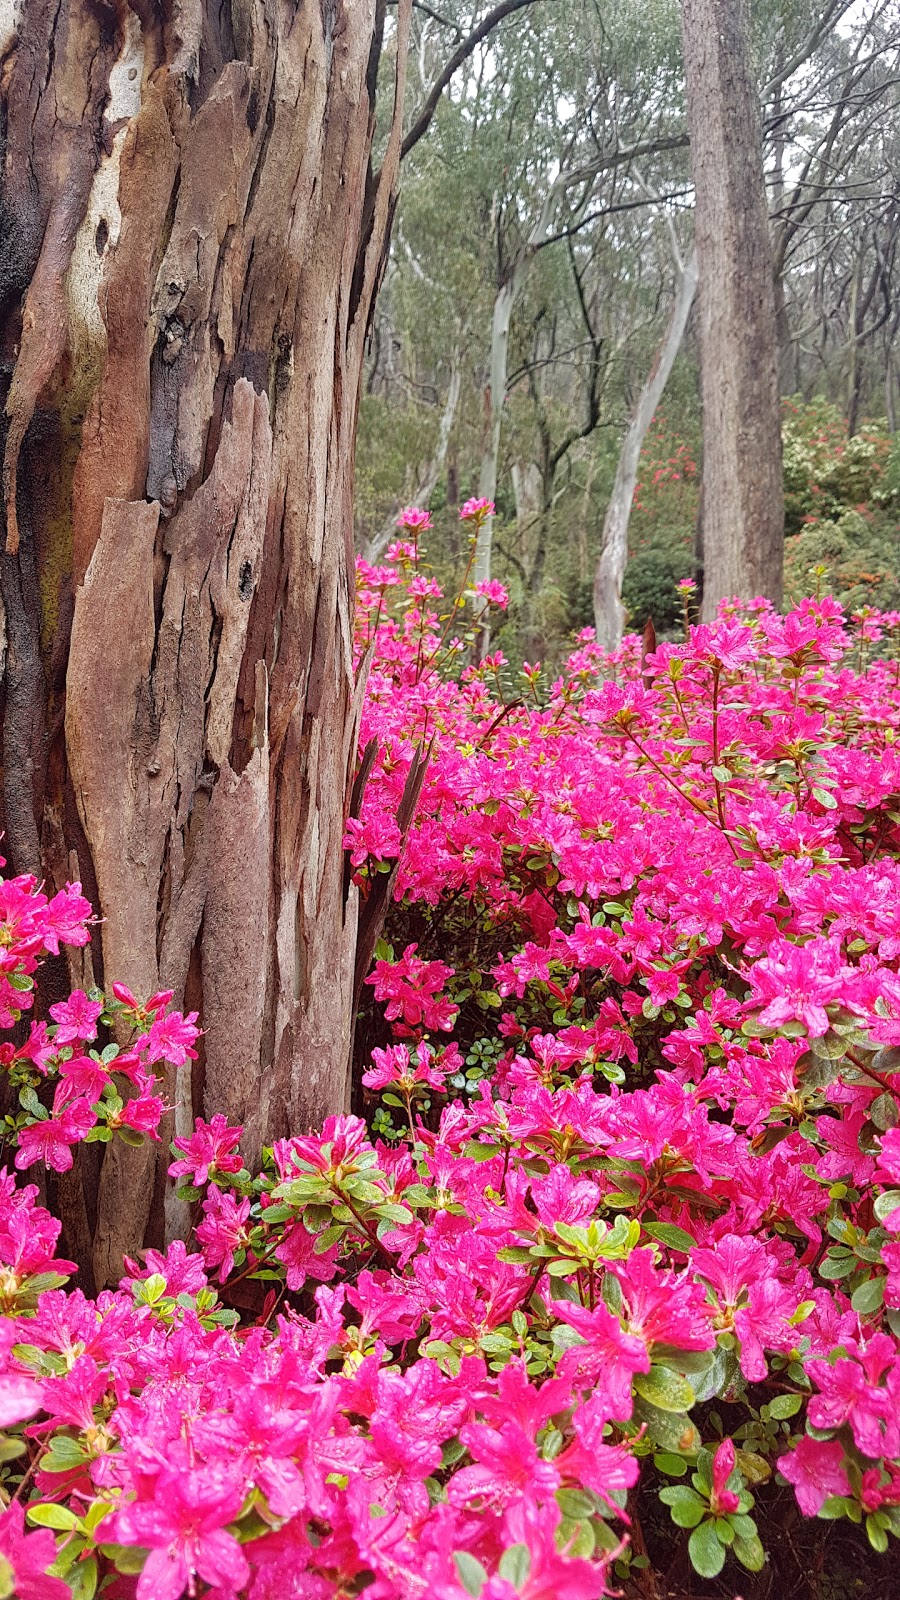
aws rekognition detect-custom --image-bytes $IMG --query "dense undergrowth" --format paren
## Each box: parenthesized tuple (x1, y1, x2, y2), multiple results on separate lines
(376, 400, 900, 665)
(4, 502, 900, 1596)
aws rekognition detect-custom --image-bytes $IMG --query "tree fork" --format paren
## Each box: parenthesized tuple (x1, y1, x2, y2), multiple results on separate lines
(0, 0, 411, 1286)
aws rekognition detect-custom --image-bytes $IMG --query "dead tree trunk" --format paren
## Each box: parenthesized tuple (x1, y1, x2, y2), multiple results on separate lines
(0, 0, 411, 1286)
(681, 0, 785, 619)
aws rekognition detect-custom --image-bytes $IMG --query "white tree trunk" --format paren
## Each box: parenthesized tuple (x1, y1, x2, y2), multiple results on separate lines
(593, 249, 698, 651)
(475, 277, 517, 588)
(364, 355, 462, 560)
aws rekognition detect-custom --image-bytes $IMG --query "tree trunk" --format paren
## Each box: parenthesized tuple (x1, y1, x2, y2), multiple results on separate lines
(0, 0, 411, 1286)
(363, 353, 461, 561)
(475, 276, 517, 616)
(594, 249, 698, 651)
(681, 0, 785, 621)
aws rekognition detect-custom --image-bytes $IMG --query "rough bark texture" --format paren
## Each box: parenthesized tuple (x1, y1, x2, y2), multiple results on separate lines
(0, 0, 411, 1286)
(681, 0, 785, 620)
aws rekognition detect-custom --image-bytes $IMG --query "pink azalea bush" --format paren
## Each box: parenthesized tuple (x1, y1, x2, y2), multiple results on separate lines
(4, 522, 900, 1593)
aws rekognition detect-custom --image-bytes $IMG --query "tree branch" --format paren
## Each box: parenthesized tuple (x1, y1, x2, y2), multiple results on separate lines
(401, 0, 546, 161)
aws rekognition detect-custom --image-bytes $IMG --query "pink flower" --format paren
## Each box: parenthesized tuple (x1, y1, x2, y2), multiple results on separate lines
(144, 1009, 200, 1067)
(276, 1113, 370, 1178)
(459, 496, 494, 521)
(878, 1127, 900, 1184)
(557, 1397, 640, 1509)
(111, 1465, 249, 1600)
(555, 1300, 650, 1418)
(778, 1436, 850, 1514)
(0, 1501, 70, 1600)
(14, 1099, 95, 1173)
(274, 1219, 340, 1292)
(806, 1344, 900, 1459)
(611, 1248, 716, 1355)
(48, 989, 102, 1045)
(448, 1419, 561, 1508)
(196, 1188, 251, 1282)
(116, 1078, 166, 1138)
(396, 506, 433, 531)
(169, 1114, 244, 1186)
(0, 1319, 42, 1425)
(363, 1041, 448, 1092)
(474, 579, 509, 609)
(691, 1234, 800, 1381)
(710, 1438, 741, 1514)
(745, 936, 849, 1038)
(121, 1238, 208, 1297)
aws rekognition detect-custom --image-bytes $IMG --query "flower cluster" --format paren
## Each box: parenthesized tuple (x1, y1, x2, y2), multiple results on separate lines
(6, 566, 900, 1594)
(0, 874, 198, 1180)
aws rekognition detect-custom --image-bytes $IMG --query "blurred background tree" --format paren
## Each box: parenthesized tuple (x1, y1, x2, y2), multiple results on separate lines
(357, 0, 900, 666)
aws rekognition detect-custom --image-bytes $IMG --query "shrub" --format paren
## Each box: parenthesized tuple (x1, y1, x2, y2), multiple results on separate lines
(4, 519, 900, 1596)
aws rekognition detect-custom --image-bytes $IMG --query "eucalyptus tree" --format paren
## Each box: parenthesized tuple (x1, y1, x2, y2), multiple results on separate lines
(0, 0, 546, 1285)
(681, 0, 785, 618)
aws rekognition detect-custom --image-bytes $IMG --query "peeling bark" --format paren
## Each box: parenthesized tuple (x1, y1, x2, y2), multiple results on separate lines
(0, 0, 412, 1283)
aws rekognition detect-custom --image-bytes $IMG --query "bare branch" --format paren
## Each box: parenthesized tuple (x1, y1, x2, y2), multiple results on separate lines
(401, 0, 546, 162)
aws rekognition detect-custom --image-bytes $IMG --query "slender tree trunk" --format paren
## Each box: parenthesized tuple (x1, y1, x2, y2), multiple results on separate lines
(0, 0, 411, 1286)
(475, 277, 517, 582)
(364, 354, 461, 561)
(594, 251, 698, 651)
(681, 0, 785, 620)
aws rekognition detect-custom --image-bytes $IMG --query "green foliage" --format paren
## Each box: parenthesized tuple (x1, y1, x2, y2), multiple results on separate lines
(782, 397, 891, 535)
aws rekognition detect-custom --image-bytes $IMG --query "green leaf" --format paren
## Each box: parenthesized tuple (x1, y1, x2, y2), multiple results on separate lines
(42, 1434, 87, 1472)
(712, 766, 731, 784)
(870, 1093, 900, 1132)
(371, 1203, 413, 1228)
(556, 1489, 596, 1520)
(818, 1254, 856, 1280)
(659, 1486, 706, 1528)
(812, 786, 838, 809)
(767, 1392, 803, 1420)
(733, 1532, 766, 1571)
(653, 1452, 688, 1477)
(557, 1516, 595, 1558)
(642, 1222, 696, 1254)
(688, 1521, 726, 1579)
(874, 1189, 900, 1224)
(866, 1515, 889, 1554)
(70, 1555, 98, 1600)
(498, 1544, 531, 1586)
(633, 1396, 701, 1454)
(546, 1258, 580, 1277)
(50, 1534, 86, 1576)
(736, 1450, 771, 1486)
(851, 1276, 885, 1314)
(313, 1225, 345, 1253)
(26, 1503, 80, 1530)
(453, 1551, 487, 1596)
(633, 1366, 696, 1413)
